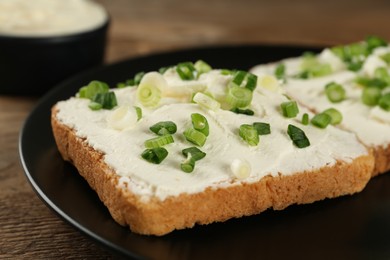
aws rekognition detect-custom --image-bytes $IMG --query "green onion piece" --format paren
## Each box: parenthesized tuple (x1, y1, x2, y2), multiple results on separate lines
(194, 60, 212, 75)
(149, 121, 177, 135)
(280, 101, 299, 118)
(379, 93, 390, 111)
(347, 61, 363, 72)
(116, 82, 127, 88)
(374, 67, 390, 86)
(159, 66, 172, 74)
(239, 124, 259, 146)
(231, 71, 247, 86)
(134, 106, 142, 121)
(88, 102, 103, 111)
(181, 157, 196, 173)
(302, 113, 309, 125)
(193, 92, 221, 111)
(355, 77, 388, 89)
(134, 72, 145, 85)
(325, 82, 346, 103)
(182, 147, 206, 161)
(287, 124, 310, 148)
(220, 69, 234, 75)
(91, 92, 118, 110)
(244, 73, 258, 91)
(275, 63, 286, 80)
(381, 53, 390, 64)
(362, 87, 382, 106)
(141, 148, 168, 164)
(176, 62, 197, 80)
(331, 46, 346, 61)
(116, 72, 146, 88)
(299, 54, 332, 78)
(230, 108, 255, 116)
(253, 122, 271, 135)
(191, 113, 209, 137)
(226, 86, 253, 108)
(366, 35, 388, 52)
(311, 113, 332, 128)
(322, 108, 343, 125)
(183, 128, 207, 147)
(136, 81, 162, 107)
(144, 135, 174, 149)
(79, 80, 109, 99)
(230, 71, 257, 91)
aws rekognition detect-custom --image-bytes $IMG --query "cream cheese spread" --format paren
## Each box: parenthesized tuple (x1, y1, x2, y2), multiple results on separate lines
(0, 0, 107, 37)
(56, 69, 368, 201)
(251, 47, 390, 148)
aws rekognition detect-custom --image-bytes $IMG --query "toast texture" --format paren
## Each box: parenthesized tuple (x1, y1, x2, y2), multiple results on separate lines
(51, 107, 374, 235)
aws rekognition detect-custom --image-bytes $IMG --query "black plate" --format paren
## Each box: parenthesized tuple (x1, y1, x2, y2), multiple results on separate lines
(19, 45, 390, 259)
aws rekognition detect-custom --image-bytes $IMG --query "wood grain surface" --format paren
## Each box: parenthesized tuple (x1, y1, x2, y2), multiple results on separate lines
(1, 0, 390, 259)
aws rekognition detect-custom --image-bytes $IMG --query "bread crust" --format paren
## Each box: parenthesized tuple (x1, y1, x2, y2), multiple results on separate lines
(372, 145, 390, 177)
(51, 107, 374, 236)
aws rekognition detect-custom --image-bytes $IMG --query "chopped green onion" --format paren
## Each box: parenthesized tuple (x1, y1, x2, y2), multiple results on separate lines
(134, 106, 142, 121)
(253, 122, 271, 135)
(244, 73, 258, 91)
(280, 101, 299, 118)
(230, 159, 251, 179)
(106, 105, 138, 130)
(144, 135, 174, 149)
(181, 156, 196, 173)
(79, 80, 109, 99)
(91, 92, 118, 110)
(325, 82, 346, 103)
(220, 69, 234, 75)
(182, 147, 206, 161)
(176, 62, 197, 80)
(366, 35, 388, 52)
(355, 77, 388, 89)
(331, 42, 369, 72)
(133, 72, 145, 85)
(362, 87, 382, 106)
(116, 72, 145, 88)
(379, 93, 390, 111)
(374, 67, 390, 86)
(88, 102, 103, 111)
(322, 108, 343, 125)
(230, 108, 255, 116)
(302, 113, 309, 125)
(275, 63, 286, 80)
(239, 124, 259, 146)
(226, 86, 253, 108)
(381, 53, 390, 64)
(230, 71, 257, 91)
(191, 113, 209, 136)
(116, 82, 127, 88)
(311, 113, 332, 128)
(347, 61, 363, 72)
(287, 124, 310, 148)
(193, 92, 221, 111)
(136, 80, 162, 107)
(183, 128, 207, 147)
(194, 60, 212, 75)
(159, 66, 172, 74)
(231, 71, 247, 86)
(141, 148, 168, 164)
(149, 121, 177, 135)
(299, 55, 332, 78)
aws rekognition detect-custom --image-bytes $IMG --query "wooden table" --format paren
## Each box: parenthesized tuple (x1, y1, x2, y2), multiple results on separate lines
(1, 0, 390, 258)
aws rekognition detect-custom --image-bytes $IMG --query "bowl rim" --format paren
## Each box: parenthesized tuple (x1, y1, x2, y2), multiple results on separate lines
(0, 17, 110, 43)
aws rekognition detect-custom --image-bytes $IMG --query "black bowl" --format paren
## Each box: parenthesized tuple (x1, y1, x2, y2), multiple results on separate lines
(0, 19, 109, 96)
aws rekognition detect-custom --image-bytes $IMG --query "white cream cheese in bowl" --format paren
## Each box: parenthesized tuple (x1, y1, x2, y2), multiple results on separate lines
(0, 0, 108, 37)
